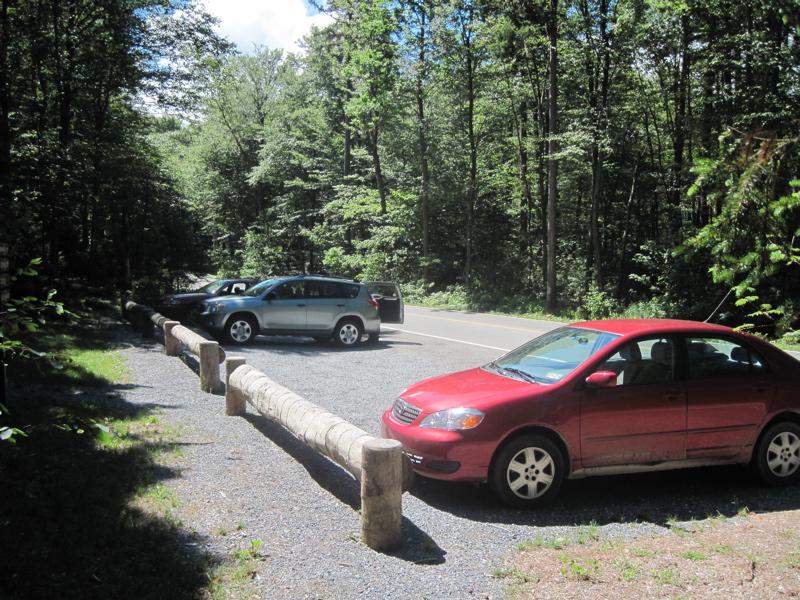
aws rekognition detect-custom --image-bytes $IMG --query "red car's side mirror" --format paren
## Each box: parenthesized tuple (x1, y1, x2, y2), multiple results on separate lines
(585, 371, 617, 388)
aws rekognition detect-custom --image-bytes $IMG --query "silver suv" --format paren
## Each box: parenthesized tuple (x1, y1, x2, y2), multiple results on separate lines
(192, 275, 403, 347)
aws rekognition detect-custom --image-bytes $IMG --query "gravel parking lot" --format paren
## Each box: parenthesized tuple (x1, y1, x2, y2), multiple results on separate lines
(119, 321, 800, 600)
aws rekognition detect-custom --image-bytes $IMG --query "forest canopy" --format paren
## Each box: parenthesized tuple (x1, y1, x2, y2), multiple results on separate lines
(1, 0, 799, 336)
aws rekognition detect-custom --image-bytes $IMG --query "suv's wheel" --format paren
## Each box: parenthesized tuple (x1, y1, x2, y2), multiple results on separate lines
(489, 434, 564, 509)
(752, 422, 800, 486)
(333, 318, 362, 347)
(225, 315, 257, 345)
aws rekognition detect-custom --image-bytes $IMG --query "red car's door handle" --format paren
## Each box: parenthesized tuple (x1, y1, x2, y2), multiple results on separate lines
(752, 380, 774, 393)
(664, 389, 684, 401)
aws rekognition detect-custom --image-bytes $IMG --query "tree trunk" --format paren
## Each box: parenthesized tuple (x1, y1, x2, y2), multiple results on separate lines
(0, 0, 10, 209)
(370, 122, 387, 215)
(545, 0, 559, 314)
(413, 3, 431, 283)
(417, 79, 431, 283)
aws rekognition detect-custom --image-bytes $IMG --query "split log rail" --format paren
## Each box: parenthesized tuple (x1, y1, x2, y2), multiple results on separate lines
(122, 300, 225, 393)
(121, 298, 412, 551)
(225, 358, 411, 551)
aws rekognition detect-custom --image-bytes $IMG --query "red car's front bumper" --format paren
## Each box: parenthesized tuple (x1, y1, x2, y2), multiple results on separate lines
(381, 409, 496, 482)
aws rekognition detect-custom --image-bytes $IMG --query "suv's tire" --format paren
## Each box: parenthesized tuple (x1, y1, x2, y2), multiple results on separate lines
(364, 330, 380, 344)
(752, 422, 800, 486)
(489, 434, 564, 509)
(225, 315, 257, 345)
(333, 318, 362, 347)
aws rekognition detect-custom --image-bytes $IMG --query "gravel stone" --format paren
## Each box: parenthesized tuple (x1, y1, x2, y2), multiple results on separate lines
(114, 320, 800, 600)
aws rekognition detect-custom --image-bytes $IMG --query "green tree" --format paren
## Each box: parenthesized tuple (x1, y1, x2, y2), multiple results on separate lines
(682, 127, 800, 332)
(1, 0, 230, 287)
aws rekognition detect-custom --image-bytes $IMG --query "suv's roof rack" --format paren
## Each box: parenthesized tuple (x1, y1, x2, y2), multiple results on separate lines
(294, 273, 355, 281)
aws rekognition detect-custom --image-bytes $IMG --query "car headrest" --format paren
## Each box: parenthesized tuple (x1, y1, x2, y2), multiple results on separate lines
(620, 344, 642, 361)
(730, 346, 750, 363)
(650, 341, 672, 363)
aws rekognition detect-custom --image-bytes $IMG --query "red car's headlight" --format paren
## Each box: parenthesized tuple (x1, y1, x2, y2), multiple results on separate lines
(419, 408, 484, 430)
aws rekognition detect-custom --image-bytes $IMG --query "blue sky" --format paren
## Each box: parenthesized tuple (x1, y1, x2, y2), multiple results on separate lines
(201, 0, 333, 54)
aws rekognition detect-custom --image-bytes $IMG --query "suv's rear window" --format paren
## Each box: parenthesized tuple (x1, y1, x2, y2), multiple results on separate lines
(307, 280, 361, 299)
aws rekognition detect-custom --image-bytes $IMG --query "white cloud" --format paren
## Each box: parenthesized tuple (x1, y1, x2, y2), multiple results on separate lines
(202, 0, 333, 55)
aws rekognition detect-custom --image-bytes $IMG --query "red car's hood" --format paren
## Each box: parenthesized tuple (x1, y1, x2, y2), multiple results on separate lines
(401, 367, 534, 413)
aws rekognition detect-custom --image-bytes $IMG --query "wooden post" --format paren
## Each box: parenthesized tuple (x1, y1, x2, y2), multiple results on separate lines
(0, 243, 8, 408)
(164, 321, 181, 357)
(225, 357, 247, 415)
(140, 306, 155, 338)
(198, 341, 221, 394)
(360, 438, 404, 551)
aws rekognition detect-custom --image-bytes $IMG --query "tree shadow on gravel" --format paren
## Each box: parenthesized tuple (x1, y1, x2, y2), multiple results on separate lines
(241, 412, 363, 510)
(409, 465, 800, 529)
(0, 384, 221, 600)
(239, 412, 452, 564)
(224, 339, 396, 357)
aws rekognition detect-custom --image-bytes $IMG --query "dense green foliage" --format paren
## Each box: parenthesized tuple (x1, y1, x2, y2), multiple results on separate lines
(0, 0, 231, 291)
(2, 0, 799, 334)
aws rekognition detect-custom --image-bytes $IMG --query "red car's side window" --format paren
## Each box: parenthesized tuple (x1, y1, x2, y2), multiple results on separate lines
(685, 336, 767, 380)
(597, 337, 676, 386)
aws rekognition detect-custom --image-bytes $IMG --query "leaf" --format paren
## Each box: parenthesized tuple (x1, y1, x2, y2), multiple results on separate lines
(93, 423, 112, 445)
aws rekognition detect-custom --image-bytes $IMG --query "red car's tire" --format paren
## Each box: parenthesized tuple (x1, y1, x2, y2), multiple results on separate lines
(490, 434, 565, 509)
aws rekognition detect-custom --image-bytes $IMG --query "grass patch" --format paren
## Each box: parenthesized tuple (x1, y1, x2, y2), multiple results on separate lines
(786, 547, 800, 569)
(614, 558, 643, 581)
(576, 521, 601, 544)
(0, 312, 221, 600)
(652, 567, 681, 586)
(559, 555, 600, 581)
(9, 316, 131, 387)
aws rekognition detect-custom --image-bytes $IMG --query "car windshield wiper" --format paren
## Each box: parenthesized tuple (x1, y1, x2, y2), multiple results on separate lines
(494, 364, 536, 383)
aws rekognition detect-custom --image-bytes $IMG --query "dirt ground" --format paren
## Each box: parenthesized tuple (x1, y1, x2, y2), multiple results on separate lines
(506, 509, 800, 600)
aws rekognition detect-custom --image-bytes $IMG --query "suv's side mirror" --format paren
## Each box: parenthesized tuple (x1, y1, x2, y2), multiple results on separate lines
(266, 292, 276, 301)
(585, 371, 617, 388)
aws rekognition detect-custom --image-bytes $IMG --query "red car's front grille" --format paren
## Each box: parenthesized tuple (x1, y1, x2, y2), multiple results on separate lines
(392, 398, 421, 424)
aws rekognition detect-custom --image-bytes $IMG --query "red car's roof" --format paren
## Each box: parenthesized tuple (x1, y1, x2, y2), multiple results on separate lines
(568, 318, 735, 336)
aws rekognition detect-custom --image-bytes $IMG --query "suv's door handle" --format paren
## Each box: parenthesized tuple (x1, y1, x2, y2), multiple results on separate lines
(337, 304, 346, 308)
(296, 303, 306, 308)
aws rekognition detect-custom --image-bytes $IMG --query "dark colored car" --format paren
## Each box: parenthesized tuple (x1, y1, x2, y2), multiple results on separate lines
(192, 275, 404, 347)
(382, 319, 800, 508)
(157, 278, 256, 322)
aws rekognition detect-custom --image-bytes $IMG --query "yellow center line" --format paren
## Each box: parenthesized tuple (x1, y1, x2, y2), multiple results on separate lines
(405, 311, 549, 334)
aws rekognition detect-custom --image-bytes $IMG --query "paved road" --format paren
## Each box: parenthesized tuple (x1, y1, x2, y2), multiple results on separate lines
(386, 307, 800, 360)
(382, 306, 561, 352)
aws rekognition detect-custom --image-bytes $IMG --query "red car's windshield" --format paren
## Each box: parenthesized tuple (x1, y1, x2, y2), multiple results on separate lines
(491, 326, 619, 384)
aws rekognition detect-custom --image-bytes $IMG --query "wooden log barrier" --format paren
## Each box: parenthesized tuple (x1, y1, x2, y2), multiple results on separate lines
(123, 300, 225, 393)
(164, 323, 225, 394)
(361, 438, 404, 551)
(225, 360, 412, 551)
(122, 299, 155, 338)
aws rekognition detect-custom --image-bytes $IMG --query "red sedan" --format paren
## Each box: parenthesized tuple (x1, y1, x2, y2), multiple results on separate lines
(382, 319, 800, 508)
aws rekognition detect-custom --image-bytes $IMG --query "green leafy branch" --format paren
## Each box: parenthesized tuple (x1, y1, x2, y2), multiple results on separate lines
(1, 258, 80, 443)
(1, 258, 78, 364)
